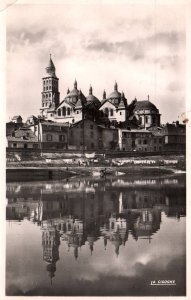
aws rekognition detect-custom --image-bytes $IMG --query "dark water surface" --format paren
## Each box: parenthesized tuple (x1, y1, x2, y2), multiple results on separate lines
(6, 174, 186, 296)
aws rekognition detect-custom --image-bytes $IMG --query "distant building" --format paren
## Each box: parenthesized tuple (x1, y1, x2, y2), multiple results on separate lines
(133, 96, 161, 129)
(40, 56, 161, 129)
(11, 115, 23, 124)
(161, 121, 186, 152)
(118, 129, 164, 152)
(7, 127, 39, 149)
(30, 121, 69, 150)
(40, 54, 60, 118)
(26, 115, 38, 125)
(69, 119, 118, 151)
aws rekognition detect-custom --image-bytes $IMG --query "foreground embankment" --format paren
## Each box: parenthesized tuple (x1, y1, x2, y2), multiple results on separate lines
(6, 165, 185, 182)
(6, 149, 185, 182)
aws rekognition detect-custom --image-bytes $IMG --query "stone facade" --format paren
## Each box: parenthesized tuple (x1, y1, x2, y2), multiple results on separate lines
(7, 127, 39, 149)
(69, 119, 118, 151)
(31, 121, 69, 150)
(118, 129, 164, 152)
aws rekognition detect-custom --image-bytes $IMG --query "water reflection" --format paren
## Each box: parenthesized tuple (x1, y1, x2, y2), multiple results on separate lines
(6, 175, 186, 296)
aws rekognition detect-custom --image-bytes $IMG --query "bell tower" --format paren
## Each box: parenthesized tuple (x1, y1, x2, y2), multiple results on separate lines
(41, 54, 60, 117)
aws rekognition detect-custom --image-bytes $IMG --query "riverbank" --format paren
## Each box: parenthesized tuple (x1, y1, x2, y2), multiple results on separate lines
(6, 165, 185, 182)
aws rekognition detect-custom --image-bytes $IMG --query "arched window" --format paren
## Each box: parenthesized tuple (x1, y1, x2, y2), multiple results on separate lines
(46, 94, 48, 98)
(110, 109, 113, 116)
(58, 109, 61, 116)
(49, 93, 51, 97)
(67, 107, 70, 115)
(105, 108, 109, 116)
(62, 107, 66, 116)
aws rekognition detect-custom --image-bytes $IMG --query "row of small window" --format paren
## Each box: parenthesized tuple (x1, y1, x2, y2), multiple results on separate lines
(43, 80, 58, 86)
(46, 134, 66, 141)
(12, 143, 39, 148)
(43, 94, 52, 99)
(58, 107, 71, 116)
(141, 116, 157, 124)
(122, 147, 162, 151)
(43, 86, 52, 91)
(101, 108, 123, 117)
(42, 102, 50, 107)
(137, 138, 162, 144)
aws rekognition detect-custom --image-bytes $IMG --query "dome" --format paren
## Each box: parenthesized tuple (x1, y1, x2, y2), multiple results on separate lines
(64, 80, 86, 105)
(108, 90, 121, 99)
(135, 100, 159, 112)
(107, 82, 121, 106)
(86, 85, 100, 107)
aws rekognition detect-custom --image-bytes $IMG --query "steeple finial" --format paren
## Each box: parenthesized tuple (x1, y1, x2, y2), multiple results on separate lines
(74, 79, 77, 89)
(121, 91, 124, 99)
(114, 81, 118, 91)
(103, 90, 106, 99)
(89, 84, 92, 95)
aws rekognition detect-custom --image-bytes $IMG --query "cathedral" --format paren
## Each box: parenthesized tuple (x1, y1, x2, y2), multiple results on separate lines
(40, 55, 161, 129)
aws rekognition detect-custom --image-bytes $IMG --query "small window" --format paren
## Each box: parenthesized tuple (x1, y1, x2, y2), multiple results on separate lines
(110, 109, 113, 116)
(46, 134, 53, 141)
(143, 139, 147, 145)
(59, 135, 65, 142)
(145, 116, 148, 123)
(13, 143, 17, 148)
(120, 112, 122, 115)
(67, 107, 70, 115)
(159, 138, 162, 144)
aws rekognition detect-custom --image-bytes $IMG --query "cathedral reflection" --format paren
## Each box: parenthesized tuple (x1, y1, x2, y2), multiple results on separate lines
(6, 175, 186, 282)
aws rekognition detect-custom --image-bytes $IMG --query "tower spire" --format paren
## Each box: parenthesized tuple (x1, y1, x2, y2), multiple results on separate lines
(89, 84, 92, 95)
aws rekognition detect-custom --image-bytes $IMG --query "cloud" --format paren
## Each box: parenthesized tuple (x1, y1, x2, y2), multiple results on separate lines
(5, 3, 186, 123)
(86, 30, 185, 63)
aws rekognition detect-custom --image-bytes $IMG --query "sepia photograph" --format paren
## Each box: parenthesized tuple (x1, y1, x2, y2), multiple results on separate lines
(2, 0, 190, 297)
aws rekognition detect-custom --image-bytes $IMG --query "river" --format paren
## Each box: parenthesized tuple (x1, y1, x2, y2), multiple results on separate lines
(6, 174, 186, 296)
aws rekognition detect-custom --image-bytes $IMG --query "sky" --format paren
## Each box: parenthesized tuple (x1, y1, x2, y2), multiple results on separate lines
(6, 0, 186, 123)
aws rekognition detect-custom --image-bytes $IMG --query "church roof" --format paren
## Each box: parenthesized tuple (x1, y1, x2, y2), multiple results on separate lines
(134, 100, 158, 112)
(108, 81, 121, 100)
(45, 54, 57, 78)
(85, 85, 100, 107)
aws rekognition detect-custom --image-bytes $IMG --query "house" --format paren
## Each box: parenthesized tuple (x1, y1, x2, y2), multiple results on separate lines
(161, 122, 186, 152)
(30, 121, 69, 150)
(69, 119, 118, 151)
(7, 127, 40, 149)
